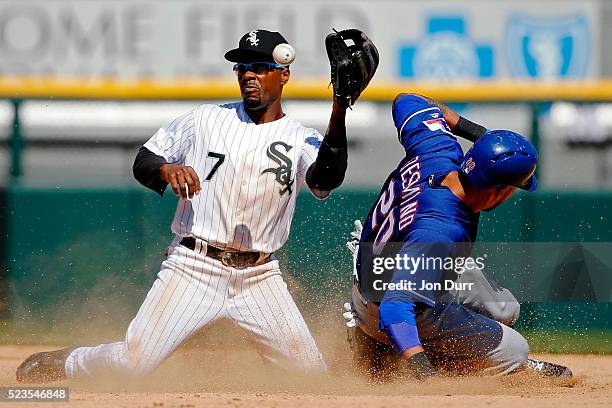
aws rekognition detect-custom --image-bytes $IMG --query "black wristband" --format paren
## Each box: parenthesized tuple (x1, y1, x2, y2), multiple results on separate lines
(305, 139, 348, 191)
(454, 116, 487, 143)
(406, 351, 436, 380)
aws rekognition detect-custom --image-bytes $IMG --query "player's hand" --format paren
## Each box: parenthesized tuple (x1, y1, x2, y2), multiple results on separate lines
(405, 351, 437, 381)
(159, 164, 201, 199)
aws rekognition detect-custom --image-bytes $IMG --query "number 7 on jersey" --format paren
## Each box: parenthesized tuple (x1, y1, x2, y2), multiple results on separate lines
(205, 152, 226, 181)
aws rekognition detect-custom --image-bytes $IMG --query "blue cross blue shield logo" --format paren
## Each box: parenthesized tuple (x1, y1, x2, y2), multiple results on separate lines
(506, 14, 591, 79)
(399, 16, 494, 80)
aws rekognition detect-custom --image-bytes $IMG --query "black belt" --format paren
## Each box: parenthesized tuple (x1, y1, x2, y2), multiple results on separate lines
(179, 237, 269, 269)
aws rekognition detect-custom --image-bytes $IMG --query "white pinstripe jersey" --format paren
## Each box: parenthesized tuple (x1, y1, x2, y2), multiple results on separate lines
(144, 102, 325, 253)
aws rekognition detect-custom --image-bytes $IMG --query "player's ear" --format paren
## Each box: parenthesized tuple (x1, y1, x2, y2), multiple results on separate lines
(280, 68, 290, 86)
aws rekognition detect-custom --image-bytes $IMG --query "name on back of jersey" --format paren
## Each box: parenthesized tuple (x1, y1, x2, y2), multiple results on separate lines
(399, 155, 423, 230)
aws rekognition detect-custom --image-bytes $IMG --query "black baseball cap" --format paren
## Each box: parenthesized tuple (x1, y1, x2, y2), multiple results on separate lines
(224, 29, 289, 63)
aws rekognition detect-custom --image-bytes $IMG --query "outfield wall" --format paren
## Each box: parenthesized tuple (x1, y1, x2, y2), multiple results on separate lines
(0, 0, 604, 80)
(1, 186, 610, 331)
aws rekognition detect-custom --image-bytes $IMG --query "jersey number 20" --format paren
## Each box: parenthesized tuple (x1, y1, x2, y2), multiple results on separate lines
(372, 182, 396, 255)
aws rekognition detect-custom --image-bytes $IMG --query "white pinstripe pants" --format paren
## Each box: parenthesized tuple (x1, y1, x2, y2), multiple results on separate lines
(65, 240, 327, 377)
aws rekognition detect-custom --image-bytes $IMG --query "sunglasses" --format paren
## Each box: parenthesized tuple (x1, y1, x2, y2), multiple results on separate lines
(233, 62, 288, 75)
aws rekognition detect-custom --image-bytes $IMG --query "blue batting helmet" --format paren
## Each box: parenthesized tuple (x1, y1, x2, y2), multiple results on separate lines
(461, 130, 538, 192)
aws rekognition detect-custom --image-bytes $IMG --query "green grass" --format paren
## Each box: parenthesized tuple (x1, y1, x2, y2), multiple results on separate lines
(0, 318, 127, 346)
(521, 329, 611, 354)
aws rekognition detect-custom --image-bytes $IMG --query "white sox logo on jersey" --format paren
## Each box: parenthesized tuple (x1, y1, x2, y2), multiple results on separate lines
(247, 30, 259, 46)
(261, 141, 295, 196)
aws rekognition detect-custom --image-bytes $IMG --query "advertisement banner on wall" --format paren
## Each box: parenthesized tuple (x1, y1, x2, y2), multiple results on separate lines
(0, 0, 601, 81)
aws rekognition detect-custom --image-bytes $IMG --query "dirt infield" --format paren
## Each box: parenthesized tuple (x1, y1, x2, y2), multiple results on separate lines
(1, 340, 611, 408)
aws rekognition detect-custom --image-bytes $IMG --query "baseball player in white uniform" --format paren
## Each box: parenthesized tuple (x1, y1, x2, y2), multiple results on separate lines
(17, 29, 353, 382)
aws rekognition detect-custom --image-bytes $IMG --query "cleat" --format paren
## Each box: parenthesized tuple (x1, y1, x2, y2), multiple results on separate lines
(16, 347, 76, 383)
(526, 358, 573, 377)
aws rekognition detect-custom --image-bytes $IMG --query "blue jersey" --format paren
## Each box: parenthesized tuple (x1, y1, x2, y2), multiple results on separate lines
(358, 95, 479, 305)
(357, 94, 482, 354)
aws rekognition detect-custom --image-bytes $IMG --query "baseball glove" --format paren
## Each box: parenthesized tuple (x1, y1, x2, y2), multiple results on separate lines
(326, 29, 379, 108)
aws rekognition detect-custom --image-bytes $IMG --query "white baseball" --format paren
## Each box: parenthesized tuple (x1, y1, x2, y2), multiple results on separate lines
(272, 43, 295, 66)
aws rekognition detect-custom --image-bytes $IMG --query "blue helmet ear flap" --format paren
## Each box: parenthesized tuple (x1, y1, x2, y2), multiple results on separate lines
(523, 174, 538, 192)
